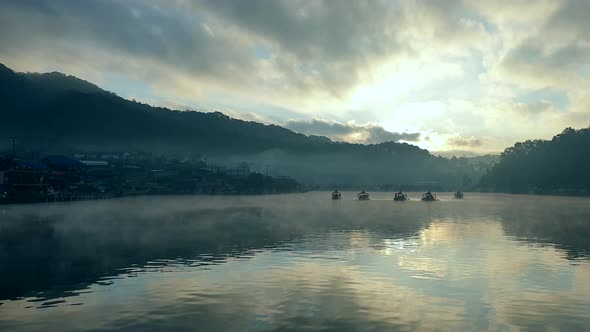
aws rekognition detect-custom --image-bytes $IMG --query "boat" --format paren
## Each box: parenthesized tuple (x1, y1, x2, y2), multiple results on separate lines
(454, 191, 464, 199)
(421, 191, 437, 201)
(357, 190, 370, 200)
(331, 190, 341, 200)
(393, 191, 407, 201)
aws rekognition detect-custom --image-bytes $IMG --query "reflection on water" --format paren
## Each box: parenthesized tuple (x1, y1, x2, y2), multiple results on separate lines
(1, 192, 590, 331)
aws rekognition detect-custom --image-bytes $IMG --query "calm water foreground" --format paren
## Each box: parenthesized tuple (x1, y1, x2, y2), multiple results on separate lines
(1, 192, 590, 331)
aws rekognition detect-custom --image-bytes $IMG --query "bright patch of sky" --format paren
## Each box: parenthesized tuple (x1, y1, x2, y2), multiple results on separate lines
(515, 88, 569, 110)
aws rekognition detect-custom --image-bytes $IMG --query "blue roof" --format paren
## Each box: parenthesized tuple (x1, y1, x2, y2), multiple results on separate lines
(42, 155, 86, 168)
(17, 160, 49, 170)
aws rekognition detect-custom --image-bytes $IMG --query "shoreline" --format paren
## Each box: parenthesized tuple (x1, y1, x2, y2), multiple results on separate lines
(0, 189, 308, 206)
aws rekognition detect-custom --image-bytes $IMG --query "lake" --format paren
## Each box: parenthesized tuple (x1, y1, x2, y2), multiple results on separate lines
(1, 192, 590, 331)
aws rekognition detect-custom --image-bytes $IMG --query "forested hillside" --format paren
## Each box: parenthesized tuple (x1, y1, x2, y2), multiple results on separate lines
(480, 127, 590, 194)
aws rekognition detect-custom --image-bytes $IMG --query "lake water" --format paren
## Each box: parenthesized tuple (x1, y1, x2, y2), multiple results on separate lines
(1, 192, 590, 331)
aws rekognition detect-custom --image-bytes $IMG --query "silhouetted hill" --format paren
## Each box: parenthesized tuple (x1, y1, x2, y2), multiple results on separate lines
(480, 127, 590, 194)
(0, 63, 491, 186)
(0, 63, 104, 101)
(23, 71, 104, 95)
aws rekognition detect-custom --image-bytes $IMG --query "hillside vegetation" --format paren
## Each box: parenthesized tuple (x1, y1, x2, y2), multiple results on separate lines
(480, 127, 590, 194)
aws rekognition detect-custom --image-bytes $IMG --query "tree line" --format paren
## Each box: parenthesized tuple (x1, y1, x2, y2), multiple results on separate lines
(480, 127, 590, 194)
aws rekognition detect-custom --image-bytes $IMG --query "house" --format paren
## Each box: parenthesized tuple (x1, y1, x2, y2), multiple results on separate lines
(81, 160, 113, 182)
(42, 155, 86, 171)
(81, 160, 109, 167)
(41, 155, 86, 190)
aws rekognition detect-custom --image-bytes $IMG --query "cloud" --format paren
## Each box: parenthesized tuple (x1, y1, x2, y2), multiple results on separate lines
(0, 0, 488, 104)
(432, 150, 483, 158)
(466, 0, 559, 26)
(497, 0, 590, 90)
(0, 0, 261, 87)
(219, 109, 273, 124)
(0, 0, 392, 100)
(446, 135, 483, 148)
(284, 118, 421, 144)
(511, 100, 555, 115)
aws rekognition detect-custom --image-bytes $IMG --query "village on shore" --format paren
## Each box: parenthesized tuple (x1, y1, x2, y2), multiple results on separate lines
(0, 152, 303, 204)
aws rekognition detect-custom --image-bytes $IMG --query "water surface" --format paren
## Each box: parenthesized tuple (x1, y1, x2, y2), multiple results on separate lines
(1, 192, 590, 331)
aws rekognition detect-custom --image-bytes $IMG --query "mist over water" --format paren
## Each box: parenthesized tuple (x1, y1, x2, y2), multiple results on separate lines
(2, 193, 590, 331)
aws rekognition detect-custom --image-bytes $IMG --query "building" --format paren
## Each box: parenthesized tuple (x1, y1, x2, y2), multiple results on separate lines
(41, 155, 86, 191)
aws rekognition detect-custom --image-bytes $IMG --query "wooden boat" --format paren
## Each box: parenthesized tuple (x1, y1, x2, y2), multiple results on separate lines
(357, 190, 370, 200)
(332, 190, 341, 200)
(393, 191, 407, 201)
(421, 191, 437, 201)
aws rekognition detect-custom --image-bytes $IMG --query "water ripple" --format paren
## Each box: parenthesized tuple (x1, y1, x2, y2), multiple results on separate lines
(2, 193, 590, 331)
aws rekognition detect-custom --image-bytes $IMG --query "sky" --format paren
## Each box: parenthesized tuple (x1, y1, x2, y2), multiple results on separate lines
(1, 0, 589, 156)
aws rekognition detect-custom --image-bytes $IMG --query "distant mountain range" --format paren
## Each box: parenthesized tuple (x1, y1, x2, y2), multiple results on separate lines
(0, 63, 495, 186)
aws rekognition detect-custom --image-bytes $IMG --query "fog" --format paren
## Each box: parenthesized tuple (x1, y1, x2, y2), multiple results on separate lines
(2, 193, 590, 303)
(208, 150, 489, 188)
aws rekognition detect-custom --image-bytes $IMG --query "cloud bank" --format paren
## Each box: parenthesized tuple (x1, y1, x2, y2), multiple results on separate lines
(285, 119, 420, 144)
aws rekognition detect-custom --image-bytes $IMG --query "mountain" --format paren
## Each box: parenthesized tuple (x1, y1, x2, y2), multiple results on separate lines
(0, 63, 492, 186)
(0, 63, 104, 100)
(22, 71, 104, 96)
(480, 127, 590, 194)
